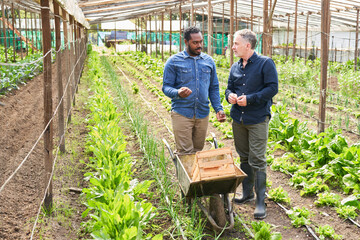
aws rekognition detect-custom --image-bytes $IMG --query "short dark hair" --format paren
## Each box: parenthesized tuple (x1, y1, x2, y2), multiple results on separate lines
(184, 26, 201, 41)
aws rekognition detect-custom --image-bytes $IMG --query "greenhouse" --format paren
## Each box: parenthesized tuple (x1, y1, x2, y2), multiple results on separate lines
(0, 0, 359, 239)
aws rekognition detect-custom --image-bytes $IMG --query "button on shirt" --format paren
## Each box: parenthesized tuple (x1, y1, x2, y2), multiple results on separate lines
(162, 50, 223, 119)
(225, 51, 278, 125)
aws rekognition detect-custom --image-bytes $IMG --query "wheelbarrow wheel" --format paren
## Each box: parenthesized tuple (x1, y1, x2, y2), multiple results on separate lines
(209, 194, 227, 228)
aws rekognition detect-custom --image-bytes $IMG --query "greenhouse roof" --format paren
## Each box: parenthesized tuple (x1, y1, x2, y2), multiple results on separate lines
(78, 0, 360, 31)
(7, 0, 89, 28)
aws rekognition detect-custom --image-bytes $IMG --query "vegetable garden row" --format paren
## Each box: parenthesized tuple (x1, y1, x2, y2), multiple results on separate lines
(92, 47, 360, 239)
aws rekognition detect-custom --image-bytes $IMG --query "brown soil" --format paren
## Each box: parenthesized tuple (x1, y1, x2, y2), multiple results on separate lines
(112, 54, 360, 240)
(1, 49, 359, 240)
(0, 54, 81, 239)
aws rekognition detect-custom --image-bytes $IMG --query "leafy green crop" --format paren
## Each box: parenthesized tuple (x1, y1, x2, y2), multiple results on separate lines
(315, 225, 342, 240)
(315, 192, 341, 207)
(251, 221, 282, 240)
(268, 186, 291, 204)
(286, 207, 312, 228)
(81, 51, 160, 239)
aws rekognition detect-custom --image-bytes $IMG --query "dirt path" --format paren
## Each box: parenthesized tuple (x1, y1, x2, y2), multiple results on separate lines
(0, 58, 73, 239)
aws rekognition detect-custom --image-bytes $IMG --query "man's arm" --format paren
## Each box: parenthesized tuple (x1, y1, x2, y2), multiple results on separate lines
(208, 61, 223, 113)
(162, 59, 180, 99)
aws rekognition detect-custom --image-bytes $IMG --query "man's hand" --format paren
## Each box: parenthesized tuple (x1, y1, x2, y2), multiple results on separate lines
(178, 87, 192, 98)
(228, 93, 238, 104)
(216, 110, 226, 122)
(236, 95, 247, 106)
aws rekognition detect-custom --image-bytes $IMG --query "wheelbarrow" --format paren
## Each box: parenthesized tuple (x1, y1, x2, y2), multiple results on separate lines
(163, 134, 247, 232)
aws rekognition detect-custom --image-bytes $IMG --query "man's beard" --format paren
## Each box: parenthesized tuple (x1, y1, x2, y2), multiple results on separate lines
(188, 46, 202, 55)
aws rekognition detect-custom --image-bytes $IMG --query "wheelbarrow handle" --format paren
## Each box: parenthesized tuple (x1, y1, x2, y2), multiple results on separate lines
(210, 132, 219, 149)
(162, 138, 176, 164)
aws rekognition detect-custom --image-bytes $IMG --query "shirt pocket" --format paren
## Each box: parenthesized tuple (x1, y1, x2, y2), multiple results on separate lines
(201, 67, 211, 81)
(179, 67, 192, 84)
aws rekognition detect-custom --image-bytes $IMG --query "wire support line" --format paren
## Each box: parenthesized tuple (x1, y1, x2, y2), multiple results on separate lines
(30, 49, 86, 240)
(0, 36, 85, 67)
(0, 48, 51, 66)
(0, 44, 86, 196)
(264, 193, 321, 240)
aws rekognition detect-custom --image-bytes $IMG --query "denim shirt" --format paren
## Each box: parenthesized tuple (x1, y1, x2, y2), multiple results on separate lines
(225, 51, 278, 125)
(162, 50, 223, 119)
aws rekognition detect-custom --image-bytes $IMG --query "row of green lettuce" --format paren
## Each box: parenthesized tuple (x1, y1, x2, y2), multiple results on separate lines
(269, 103, 360, 195)
(81, 51, 161, 239)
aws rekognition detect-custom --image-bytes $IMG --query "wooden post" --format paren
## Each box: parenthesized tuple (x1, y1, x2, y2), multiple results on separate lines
(292, 0, 298, 62)
(169, 10, 172, 55)
(318, 0, 330, 133)
(155, 15, 157, 57)
(149, 15, 152, 56)
(11, 3, 16, 62)
(354, 9, 359, 71)
(1, 0, 7, 62)
(235, 0, 238, 30)
(54, 2, 65, 153)
(161, 12, 164, 61)
(31, 11, 34, 54)
(222, 3, 225, 55)
(40, 0, 53, 211)
(286, 15, 290, 61)
(251, 0, 254, 31)
(140, 18, 143, 52)
(18, 6, 23, 60)
(230, 0, 234, 66)
(35, 12, 39, 51)
(208, 0, 212, 56)
(69, 16, 76, 105)
(62, 10, 71, 123)
(114, 20, 117, 52)
(263, 0, 269, 56)
(179, 1, 182, 52)
(135, 18, 137, 51)
(25, 9, 28, 56)
(305, 12, 310, 64)
(202, 9, 204, 35)
(191, 1, 194, 26)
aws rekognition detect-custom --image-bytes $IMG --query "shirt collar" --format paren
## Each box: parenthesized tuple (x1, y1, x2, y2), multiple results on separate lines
(238, 51, 258, 65)
(182, 50, 204, 59)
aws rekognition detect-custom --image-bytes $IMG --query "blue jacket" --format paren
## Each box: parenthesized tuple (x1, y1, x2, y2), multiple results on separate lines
(225, 51, 278, 124)
(162, 50, 223, 119)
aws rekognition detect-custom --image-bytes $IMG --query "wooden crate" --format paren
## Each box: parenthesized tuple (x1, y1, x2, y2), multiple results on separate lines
(191, 147, 236, 182)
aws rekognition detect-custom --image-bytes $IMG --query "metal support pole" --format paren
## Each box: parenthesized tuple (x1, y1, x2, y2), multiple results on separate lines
(170, 10, 172, 55)
(208, 0, 212, 56)
(161, 12, 164, 61)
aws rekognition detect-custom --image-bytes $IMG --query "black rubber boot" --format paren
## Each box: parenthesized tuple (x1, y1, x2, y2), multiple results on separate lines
(254, 171, 267, 219)
(234, 163, 255, 204)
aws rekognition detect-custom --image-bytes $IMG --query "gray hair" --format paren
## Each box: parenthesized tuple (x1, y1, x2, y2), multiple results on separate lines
(234, 29, 257, 49)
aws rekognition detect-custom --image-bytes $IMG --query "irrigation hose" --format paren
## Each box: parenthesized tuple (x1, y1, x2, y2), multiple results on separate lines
(265, 193, 320, 240)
